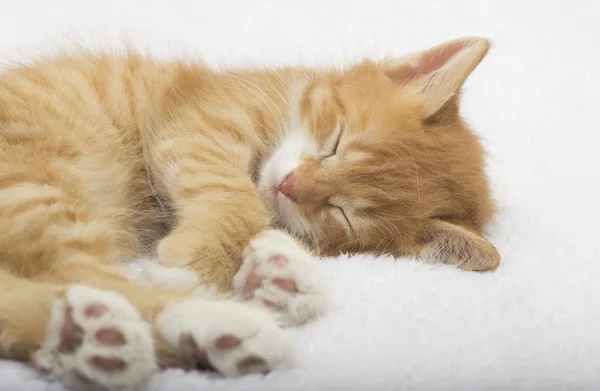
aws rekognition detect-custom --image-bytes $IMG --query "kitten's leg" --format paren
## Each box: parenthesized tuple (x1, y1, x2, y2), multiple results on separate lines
(0, 160, 171, 388)
(150, 138, 329, 325)
(31, 259, 294, 378)
(0, 266, 294, 389)
(150, 138, 270, 291)
(0, 269, 157, 390)
(0, 162, 292, 383)
(81, 273, 296, 376)
(0, 161, 131, 278)
(0, 156, 184, 314)
(0, 155, 296, 390)
(0, 269, 58, 362)
(155, 298, 294, 376)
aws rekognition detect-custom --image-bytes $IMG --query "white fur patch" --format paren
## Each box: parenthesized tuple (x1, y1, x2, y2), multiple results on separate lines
(35, 285, 157, 390)
(234, 229, 329, 326)
(257, 82, 316, 237)
(124, 259, 199, 290)
(123, 260, 225, 298)
(156, 298, 294, 377)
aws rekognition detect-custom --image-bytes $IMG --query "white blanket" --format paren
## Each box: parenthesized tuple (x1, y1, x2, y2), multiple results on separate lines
(1, 0, 598, 390)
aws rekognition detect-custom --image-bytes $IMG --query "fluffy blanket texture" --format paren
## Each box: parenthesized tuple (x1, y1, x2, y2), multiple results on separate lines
(0, 0, 598, 390)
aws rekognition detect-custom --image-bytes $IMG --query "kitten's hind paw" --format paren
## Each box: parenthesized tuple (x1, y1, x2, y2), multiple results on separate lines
(35, 285, 157, 390)
(156, 299, 294, 377)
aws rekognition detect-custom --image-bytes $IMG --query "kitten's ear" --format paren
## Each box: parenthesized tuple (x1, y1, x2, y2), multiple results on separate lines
(419, 219, 500, 271)
(383, 37, 490, 118)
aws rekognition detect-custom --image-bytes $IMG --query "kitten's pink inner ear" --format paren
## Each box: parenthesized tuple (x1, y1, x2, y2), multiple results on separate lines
(385, 41, 467, 84)
(383, 37, 490, 117)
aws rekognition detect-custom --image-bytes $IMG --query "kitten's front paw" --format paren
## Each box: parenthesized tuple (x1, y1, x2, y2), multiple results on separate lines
(234, 230, 329, 326)
(156, 300, 293, 376)
(156, 228, 196, 269)
(35, 285, 157, 390)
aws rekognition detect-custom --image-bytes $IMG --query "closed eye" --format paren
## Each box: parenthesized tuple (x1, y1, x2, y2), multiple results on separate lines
(327, 123, 344, 157)
(330, 204, 355, 236)
(331, 129, 342, 155)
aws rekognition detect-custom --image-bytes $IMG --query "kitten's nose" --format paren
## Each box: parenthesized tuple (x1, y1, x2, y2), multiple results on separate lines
(279, 172, 298, 202)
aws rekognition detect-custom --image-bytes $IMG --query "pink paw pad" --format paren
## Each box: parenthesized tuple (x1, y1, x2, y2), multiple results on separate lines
(59, 307, 84, 353)
(214, 334, 241, 350)
(243, 272, 261, 299)
(243, 254, 295, 299)
(84, 304, 109, 318)
(268, 255, 289, 267)
(272, 278, 298, 293)
(95, 329, 126, 346)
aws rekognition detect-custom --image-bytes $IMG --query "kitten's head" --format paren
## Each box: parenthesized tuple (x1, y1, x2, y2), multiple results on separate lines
(258, 37, 499, 271)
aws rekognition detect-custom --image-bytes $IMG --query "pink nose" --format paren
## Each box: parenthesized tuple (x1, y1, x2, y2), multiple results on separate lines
(279, 172, 298, 202)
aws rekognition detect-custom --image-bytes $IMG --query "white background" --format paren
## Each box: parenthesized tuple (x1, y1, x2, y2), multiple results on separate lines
(0, 1, 599, 390)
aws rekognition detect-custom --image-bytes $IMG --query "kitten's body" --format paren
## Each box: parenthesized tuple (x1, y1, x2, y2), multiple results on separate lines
(0, 38, 498, 389)
(0, 54, 294, 277)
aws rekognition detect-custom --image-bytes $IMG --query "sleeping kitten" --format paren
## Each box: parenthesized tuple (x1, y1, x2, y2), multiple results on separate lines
(0, 37, 498, 389)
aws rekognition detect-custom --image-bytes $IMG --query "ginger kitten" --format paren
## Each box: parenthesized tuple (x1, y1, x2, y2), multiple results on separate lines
(0, 37, 498, 389)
